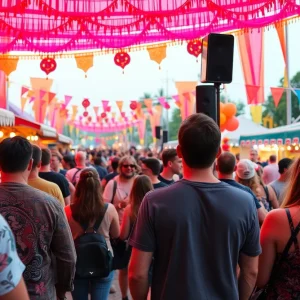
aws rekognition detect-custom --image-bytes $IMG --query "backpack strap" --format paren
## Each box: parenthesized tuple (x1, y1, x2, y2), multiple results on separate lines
(285, 208, 300, 251)
(71, 168, 81, 185)
(92, 203, 109, 232)
(263, 185, 272, 209)
(111, 180, 117, 204)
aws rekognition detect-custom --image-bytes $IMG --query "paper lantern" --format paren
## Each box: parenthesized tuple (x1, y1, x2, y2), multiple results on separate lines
(130, 101, 137, 110)
(223, 103, 237, 118)
(114, 52, 131, 72)
(187, 40, 202, 60)
(40, 58, 57, 78)
(82, 98, 90, 109)
(83, 111, 88, 117)
(101, 112, 107, 118)
(225, 116, 239, 132)
(87, 116, 92, 122)
(222, 144, 230, 151)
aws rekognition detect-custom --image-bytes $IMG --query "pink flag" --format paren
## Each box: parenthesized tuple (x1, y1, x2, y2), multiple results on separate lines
(48, 92, 56, 104)
(158, 96, 166, 106)
(29, 96, 35, 103)
(121, 112, 126, 118)
(102, 100, 110, 112)
(64, 95, 72, 107)
(21, 86, 29, 96)
(93, 106, 99, 116)
(172, 95, 179, 101)
(40, 90, 47, 100)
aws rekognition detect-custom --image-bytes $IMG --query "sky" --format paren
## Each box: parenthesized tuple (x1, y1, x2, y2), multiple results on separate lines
(8, 21, 300, 118)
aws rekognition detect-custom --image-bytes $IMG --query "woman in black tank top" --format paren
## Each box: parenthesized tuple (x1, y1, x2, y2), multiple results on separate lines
(257, 159, 300, 299)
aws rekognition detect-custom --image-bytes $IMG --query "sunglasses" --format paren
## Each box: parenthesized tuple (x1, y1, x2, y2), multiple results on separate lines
(122, 164, 136, 169)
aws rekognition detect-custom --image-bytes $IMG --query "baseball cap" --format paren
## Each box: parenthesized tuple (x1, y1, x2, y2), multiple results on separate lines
(236, 159, 257, 180)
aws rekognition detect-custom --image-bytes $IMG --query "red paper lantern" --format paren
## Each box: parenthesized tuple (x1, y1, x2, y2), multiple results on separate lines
(82, 98, 90, 109)
(130, 101, 137, 110)
(164, 103, 171, 109)
(187, 40, 202, 59)
(87, 116, 92, 122)
(114, 52, 131, 71)
(40, 58, 57, 77)
(101, 112, 107, 118)
(83, 111, 88, 117)
(222, 144, 230, 152)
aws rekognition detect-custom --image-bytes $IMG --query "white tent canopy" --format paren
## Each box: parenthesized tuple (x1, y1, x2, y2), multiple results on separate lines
(222, 115, 269, 145)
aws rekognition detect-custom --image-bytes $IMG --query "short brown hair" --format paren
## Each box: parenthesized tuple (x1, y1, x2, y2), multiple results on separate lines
(217, 152, 236, 175)
(178, 113, 221, 168)
(32, 145, 42, 169)
(161, 149, 177, 167)
(41, 148, 51, 166)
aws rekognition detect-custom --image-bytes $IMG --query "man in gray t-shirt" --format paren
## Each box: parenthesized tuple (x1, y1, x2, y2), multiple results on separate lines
(269, 158, 292, 205)
(128, 114, 261, 300)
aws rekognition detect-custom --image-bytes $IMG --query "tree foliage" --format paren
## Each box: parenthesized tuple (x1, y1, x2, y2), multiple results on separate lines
(263, 72, 300, 127)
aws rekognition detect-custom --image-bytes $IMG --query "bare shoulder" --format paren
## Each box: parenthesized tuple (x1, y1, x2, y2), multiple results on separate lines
(263, 209, 287, 230)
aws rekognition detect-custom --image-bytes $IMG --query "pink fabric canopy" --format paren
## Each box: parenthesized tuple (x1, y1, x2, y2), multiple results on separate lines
(0, 0, 297, 53)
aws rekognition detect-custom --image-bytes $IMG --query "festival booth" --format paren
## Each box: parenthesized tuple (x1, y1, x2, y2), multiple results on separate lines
(240, 123, 300, 161)
(221, 115, 269, 155)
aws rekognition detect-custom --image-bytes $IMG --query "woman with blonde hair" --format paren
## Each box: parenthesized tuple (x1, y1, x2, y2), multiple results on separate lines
(236, 159, 278, 211)
(118, 175, 154, 300)
(64, 168, 120, 300)
(256, 158, 300, 298)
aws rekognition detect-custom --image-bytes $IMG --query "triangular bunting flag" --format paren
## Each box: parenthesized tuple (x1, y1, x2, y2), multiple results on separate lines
(93, 106, 99, 116)
(250, 105, 262, 124)
(116, 100, 123, 112)
(182, 92, 191, 102)
(27, 90, 35, 98)
(144, 98, 153, 111)
(294, 89, 300, 104)
(21, 86, 29, 96)
(102, 100, 110, 112)
(158, 97, 166, 106)
(21, 97, 28, 112)
(270, 87, 285, 108)
(245, 85, 260, 104)
(29, 96, 35, 103)
(40, 90, 47, 100)
(64, 95, 72, 107)
(48, 92, 56, 104)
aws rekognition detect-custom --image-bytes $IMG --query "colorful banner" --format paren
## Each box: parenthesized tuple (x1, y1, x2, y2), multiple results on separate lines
(250, 105, 262, 124)
(294, 89, 300, 104)
(40, 90, 47, 100)
(270, 87, 285, 107)
(30, 77, 53, 123)
(93, 106, 99, 116)
(175, 81, 197, 120)
(75, 54, 94, 76)
(0, 71, 6, 109)
(276, 25, 288, 88)
(20, 97, 28, 112)
(21, 86, 29, 96)
(48, 92, 56, 104)
(116, 100, 123, 112)
(238, 31, 265, 104)
(102, 100, 109, 112)
(64, 95, 72, 107)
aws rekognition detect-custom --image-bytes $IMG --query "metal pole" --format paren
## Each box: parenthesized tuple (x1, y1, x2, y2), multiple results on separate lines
(285, 23, 292, 125)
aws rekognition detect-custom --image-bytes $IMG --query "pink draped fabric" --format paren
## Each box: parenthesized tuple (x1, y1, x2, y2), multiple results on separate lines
(0, 0, 296, 52)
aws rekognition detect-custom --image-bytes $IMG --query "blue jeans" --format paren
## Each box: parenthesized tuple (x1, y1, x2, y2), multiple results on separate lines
(72, 271, 114, 300)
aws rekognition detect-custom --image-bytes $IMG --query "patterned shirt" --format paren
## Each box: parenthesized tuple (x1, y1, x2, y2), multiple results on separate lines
(0, 182, 76, 300)
(0, 214, 25, 296)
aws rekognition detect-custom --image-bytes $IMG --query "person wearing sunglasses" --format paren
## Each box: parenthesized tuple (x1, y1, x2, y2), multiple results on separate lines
(103, 155, 139, 225)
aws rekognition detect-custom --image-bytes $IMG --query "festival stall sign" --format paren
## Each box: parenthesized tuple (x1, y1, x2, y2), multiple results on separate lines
(0, 0, 296, 53)
(0, 108, 14, 126)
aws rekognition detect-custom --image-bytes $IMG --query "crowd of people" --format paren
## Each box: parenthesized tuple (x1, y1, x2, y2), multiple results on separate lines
(0, 112, 299, 300)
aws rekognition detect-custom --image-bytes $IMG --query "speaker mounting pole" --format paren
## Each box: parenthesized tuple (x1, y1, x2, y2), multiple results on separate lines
(214, 83, 221, 127)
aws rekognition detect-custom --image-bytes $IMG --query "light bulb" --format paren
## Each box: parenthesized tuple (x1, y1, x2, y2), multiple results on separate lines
(287, 146, 291, 151)
(9, 132, 16, 138)
(0, 131, 3, 138)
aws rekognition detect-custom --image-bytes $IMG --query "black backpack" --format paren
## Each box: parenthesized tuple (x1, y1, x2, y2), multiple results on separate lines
(74, 204, 113, 279)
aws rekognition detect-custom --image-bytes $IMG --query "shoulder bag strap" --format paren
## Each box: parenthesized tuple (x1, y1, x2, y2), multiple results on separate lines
(263, 185, 272, 209)
(71, 168, 81, 184)
(93, 203, 109, 232)
(111, 180, 117, 204)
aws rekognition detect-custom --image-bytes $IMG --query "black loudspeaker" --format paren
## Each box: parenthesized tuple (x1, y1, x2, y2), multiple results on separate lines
(196, 85, 217, 123)
(201, 33, 234, 84)
(162, 130, 168, 143)
(155, 126, 161, 139)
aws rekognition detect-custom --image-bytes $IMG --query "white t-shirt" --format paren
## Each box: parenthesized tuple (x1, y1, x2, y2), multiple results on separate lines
(66, 167, 83, 185)
(103, 175, 135, 224)
(0, 215, 25, 296)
